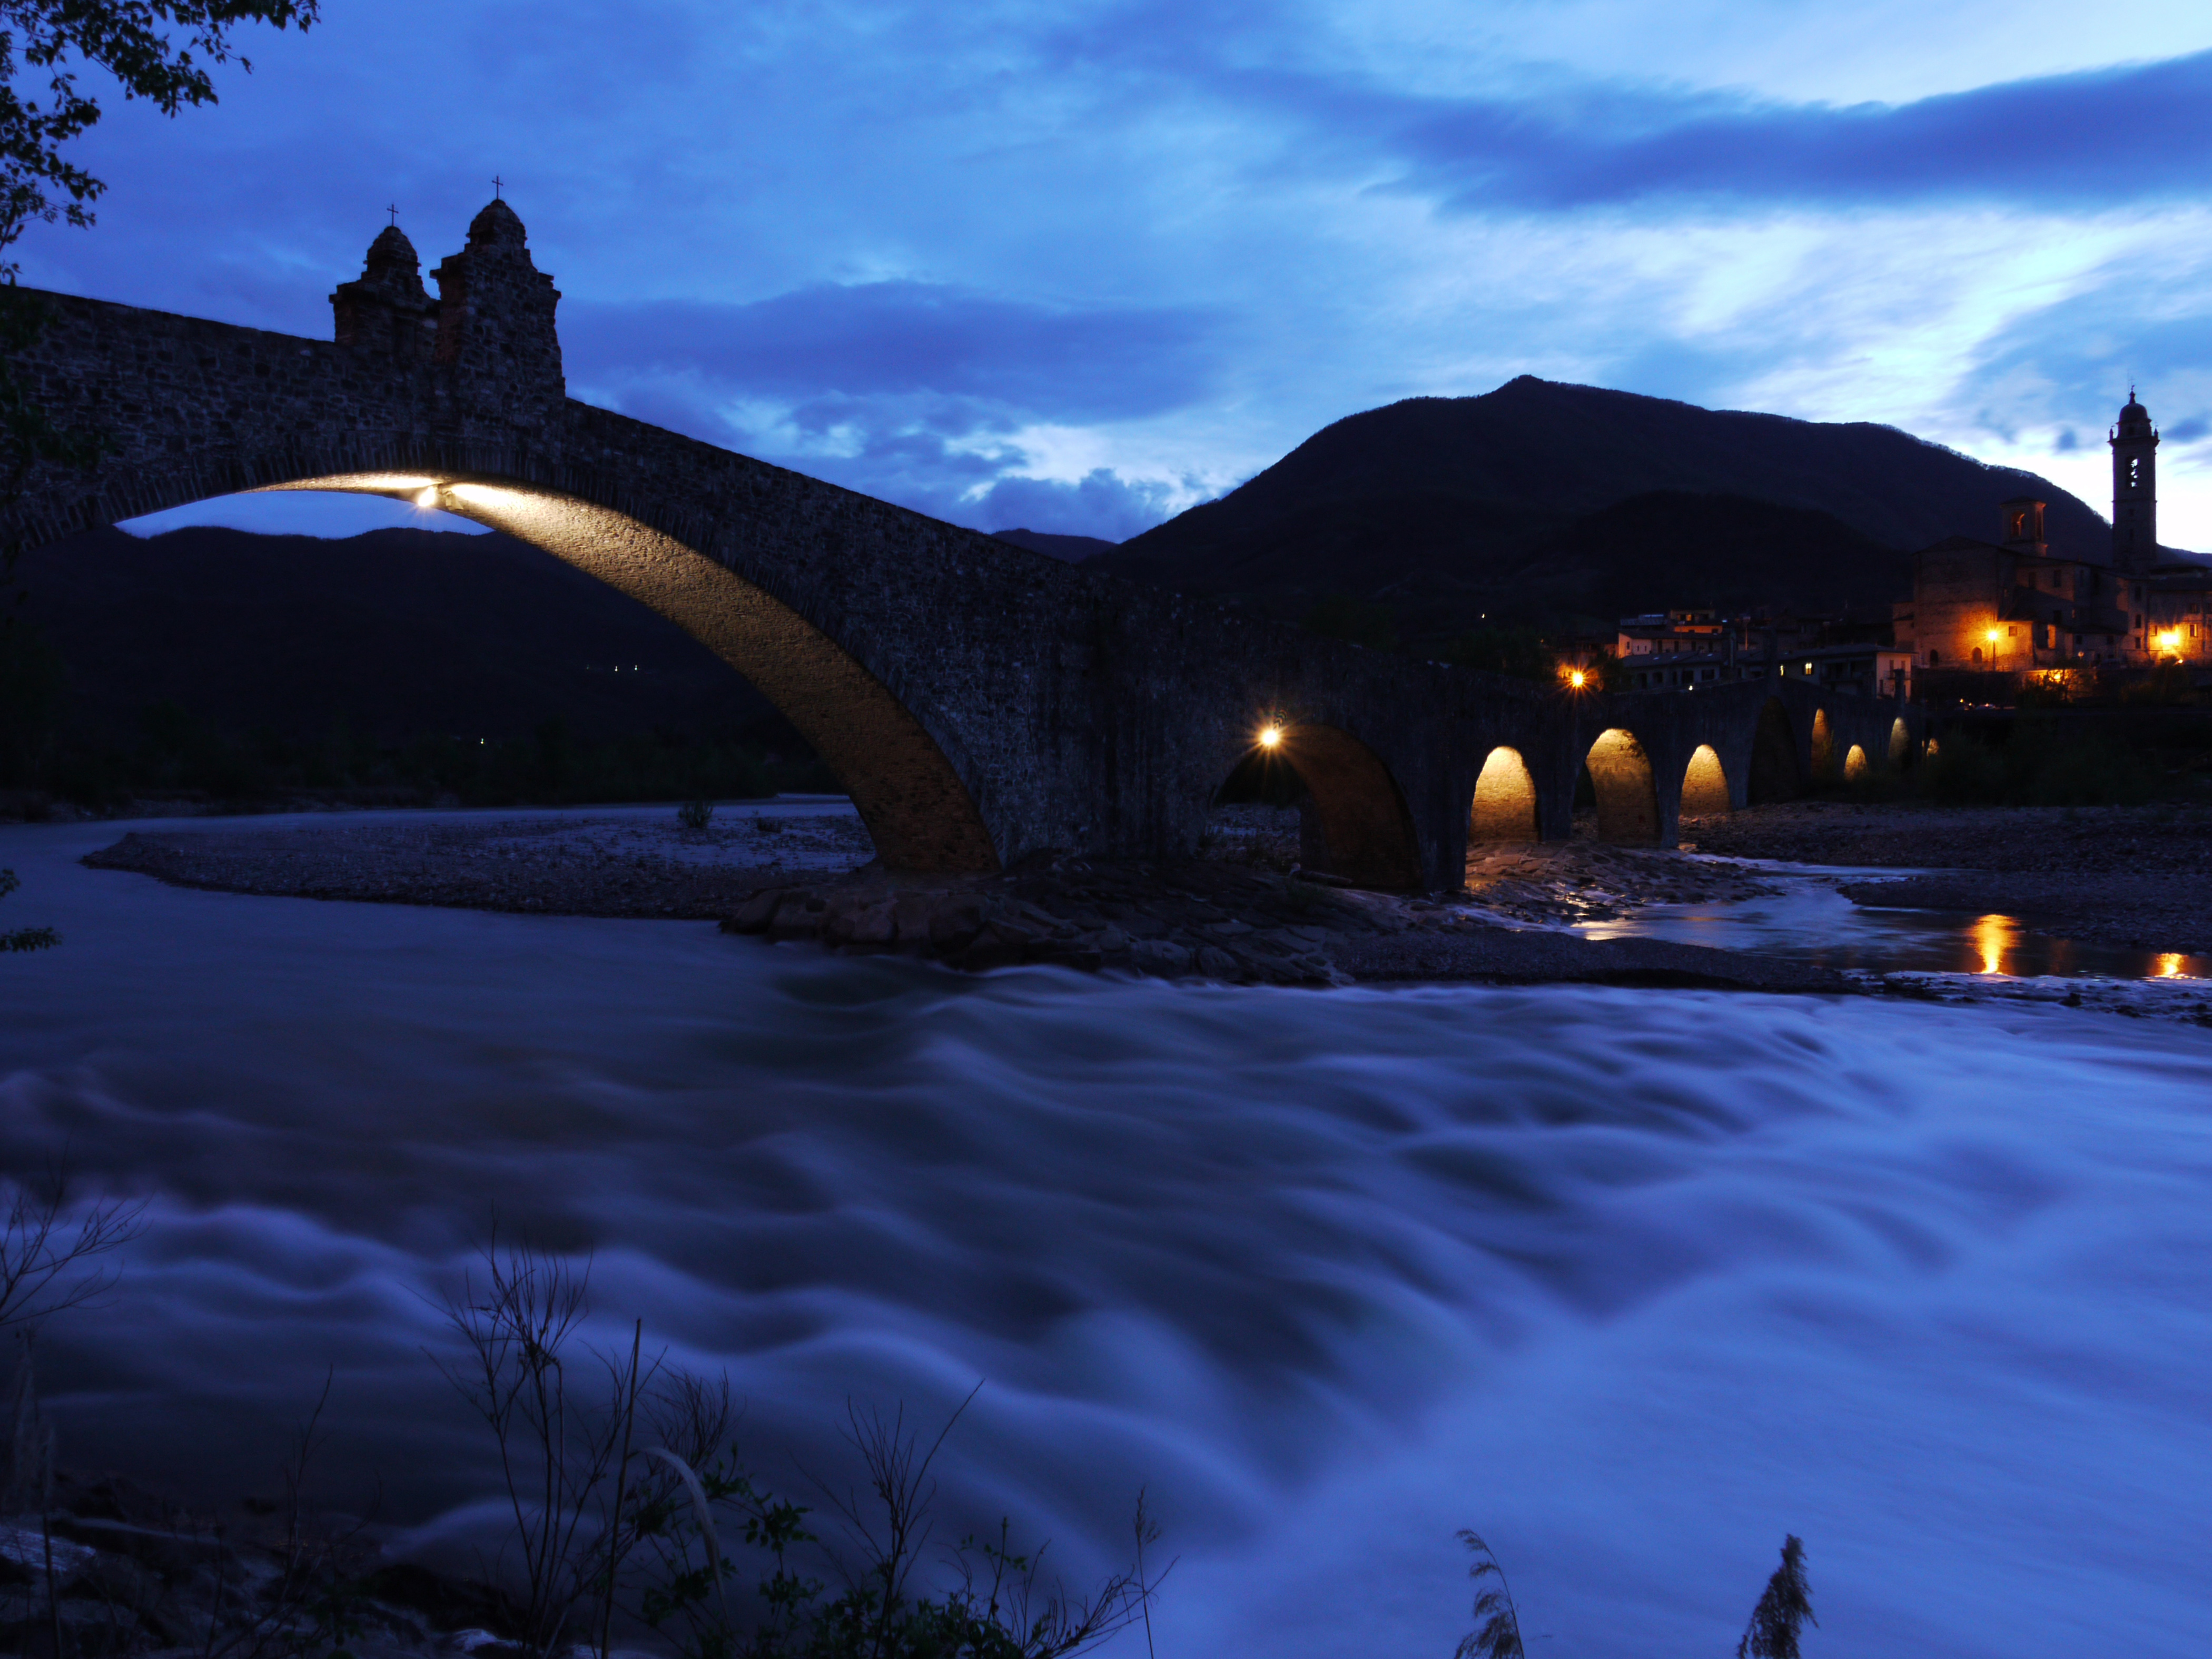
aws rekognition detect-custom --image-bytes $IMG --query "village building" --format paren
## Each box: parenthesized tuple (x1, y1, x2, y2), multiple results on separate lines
(1892, 392, 2210, 673)
(1613, 610, 1911, 696)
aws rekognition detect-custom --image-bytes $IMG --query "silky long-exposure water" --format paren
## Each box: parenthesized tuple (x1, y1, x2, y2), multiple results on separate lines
(3, 809, 2209, 1657)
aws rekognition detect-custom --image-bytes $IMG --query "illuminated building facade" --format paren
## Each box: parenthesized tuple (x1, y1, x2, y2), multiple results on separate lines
(1891, 393, 2210, 671)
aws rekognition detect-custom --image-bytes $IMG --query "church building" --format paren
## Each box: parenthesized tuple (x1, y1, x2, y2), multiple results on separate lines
(1893, 392, 2210, 673)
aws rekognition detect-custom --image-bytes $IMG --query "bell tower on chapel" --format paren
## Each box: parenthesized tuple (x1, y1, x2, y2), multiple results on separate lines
(2111, 390, 2159, 572)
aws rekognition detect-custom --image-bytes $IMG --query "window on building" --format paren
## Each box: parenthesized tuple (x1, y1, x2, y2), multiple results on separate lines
(1929, 649, 1941, 666)
(1972, 647, 1982, 664)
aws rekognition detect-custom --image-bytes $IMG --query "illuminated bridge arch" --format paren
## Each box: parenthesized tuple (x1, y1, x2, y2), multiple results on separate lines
(1469, 745, 1539, 842)
(275, 470, 1000, 872)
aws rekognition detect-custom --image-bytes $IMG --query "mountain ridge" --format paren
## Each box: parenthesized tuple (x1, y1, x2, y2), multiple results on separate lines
(1093, 377, 2128, 635)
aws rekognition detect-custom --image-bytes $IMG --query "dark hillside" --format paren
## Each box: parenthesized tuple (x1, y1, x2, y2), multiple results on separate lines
(1517, 492, 1913, 618)
(1095, 377, 2110, 634)
(992, 527, 1117, 561)
(12, 524, 788, 748)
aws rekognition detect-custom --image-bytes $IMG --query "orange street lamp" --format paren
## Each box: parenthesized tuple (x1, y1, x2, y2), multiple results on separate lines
(1984, 625, 2002, 668)
(1257, 724, 1283, 749)
(2156, 629, 2182, 659)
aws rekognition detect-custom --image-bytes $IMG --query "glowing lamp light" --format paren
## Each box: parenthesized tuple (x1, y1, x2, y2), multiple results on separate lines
(2156, 629, 2181, 655)
(1984, 627, 2001, 645)
(414, 486, 440, 509)
(1257, 724, 1282, 749)
(1567, 668, 1588, 689)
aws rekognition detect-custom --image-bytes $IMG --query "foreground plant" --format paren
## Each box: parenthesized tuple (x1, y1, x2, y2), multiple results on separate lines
(436, 1235, 1166, 1659)
(1737, 1535, 1814, 1659)
(1453, 1530, 1524, 1659)
(1451, 1528, 1816, 1657)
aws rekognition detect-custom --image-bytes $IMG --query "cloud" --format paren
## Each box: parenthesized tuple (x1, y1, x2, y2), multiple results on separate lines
(1384, 48, 2212, 211)
(565, 285, 1220, 425)
(967, 469, 1183, 542)
(561, 283, 1224, 538)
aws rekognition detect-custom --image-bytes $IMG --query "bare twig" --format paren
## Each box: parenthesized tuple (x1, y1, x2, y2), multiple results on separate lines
(0, 1161, 147, 1331)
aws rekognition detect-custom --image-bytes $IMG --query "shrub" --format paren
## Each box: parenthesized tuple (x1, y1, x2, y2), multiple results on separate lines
(676, 798, 715, 832)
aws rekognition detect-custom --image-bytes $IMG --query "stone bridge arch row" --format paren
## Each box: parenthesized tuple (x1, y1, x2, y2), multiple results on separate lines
(30, 437, 1008, 874)
(1516, 682, 1924, 849)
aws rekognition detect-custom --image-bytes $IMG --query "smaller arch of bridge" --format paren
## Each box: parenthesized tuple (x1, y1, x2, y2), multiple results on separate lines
(1681, 744, 1732, 817)
(1844, 743, 1869, 781)
(1748, 698, 1799, 804)
(1809, 708, 1837, 782)
(1585, 728, 1660, 844)
(1276, 723, 1425, 891)
(1889, 716, 1911, 769)
(1469, 745, 1539, 843)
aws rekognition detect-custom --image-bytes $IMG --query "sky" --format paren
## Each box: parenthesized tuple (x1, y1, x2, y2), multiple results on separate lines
(17, 0, 2212, 550)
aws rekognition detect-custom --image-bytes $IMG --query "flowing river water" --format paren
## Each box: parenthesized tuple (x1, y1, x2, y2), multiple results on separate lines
(2, 807, 2209, 1657)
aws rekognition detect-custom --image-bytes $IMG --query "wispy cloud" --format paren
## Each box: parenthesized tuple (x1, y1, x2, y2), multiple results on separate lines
(1379, 50, 2212, 211)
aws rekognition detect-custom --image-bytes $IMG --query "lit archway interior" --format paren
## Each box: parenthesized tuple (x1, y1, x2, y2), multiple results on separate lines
(1585, 728, 1660, 844)
(1681, 744, 1731, 817)
(1469, 745, 1538, 842)
(1810, 708, 1836, 781)
(263, 473, 999, 872)
(1889, 717, 1911, 769)
(1275, 723, 1424, 890)
(1748, 698, 1799, 804)
(1844, 743, 1869, 781)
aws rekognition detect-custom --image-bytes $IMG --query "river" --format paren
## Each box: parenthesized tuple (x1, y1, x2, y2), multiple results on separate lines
(2, 807, 2208, 1657)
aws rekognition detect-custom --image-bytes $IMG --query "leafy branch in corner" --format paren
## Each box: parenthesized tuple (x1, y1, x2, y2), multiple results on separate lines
(1, 0, 322, 279)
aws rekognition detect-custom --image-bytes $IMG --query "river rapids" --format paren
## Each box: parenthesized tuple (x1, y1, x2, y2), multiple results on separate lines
(2, 809, 2207, 1656)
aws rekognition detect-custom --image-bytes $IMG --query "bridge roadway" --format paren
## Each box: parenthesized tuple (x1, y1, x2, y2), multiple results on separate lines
(1, 200, 1917, 891)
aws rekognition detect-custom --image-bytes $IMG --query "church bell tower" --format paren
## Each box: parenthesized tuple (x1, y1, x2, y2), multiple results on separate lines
(2111, 390, 2159, 572)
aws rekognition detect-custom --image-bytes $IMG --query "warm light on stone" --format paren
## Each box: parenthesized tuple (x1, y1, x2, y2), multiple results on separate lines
(1681, 744, 1731, 817)
(1470, 746, 1538, 842)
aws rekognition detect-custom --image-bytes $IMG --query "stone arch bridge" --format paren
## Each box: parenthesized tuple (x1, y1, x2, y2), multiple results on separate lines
(3, 202, 1917, 891)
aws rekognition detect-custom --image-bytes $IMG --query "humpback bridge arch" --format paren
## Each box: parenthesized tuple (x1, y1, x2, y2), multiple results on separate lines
(2, 200, 1919, 889)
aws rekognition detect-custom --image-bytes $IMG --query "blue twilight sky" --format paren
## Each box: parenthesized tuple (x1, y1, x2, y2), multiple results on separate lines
(19, 0, 2212, 549)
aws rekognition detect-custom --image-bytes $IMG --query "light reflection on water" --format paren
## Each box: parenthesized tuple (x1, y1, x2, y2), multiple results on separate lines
(1582, 877, 2208, 981)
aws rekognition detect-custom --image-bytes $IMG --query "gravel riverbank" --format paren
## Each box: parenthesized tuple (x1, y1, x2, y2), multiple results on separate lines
(1688, 801, 2212, 956)
(80, 805, 1846, 993)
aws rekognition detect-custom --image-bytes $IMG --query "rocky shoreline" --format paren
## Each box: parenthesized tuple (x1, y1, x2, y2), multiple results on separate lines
(81, 807, 1848, 994)
(74, 800, 2212, 999)
(1688, 800, 2212, 957)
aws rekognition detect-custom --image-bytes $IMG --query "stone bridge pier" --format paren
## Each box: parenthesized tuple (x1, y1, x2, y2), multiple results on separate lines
(2, 199, 1922, 894)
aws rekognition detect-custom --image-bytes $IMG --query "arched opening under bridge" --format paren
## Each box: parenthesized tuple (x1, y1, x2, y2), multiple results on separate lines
(1207, 736, 1307, 871)
(1268, 723, 1424, 890)
(1681, 745, 1731, 817)
(1748, 698, 1799, 804)
(1889, 717, 1911, 769)
(1844, 743, 1869, 781)
(1584, 728, 1660, 844)
(1469, 745, 1539, 842)
(1809, 708, 1836, 782)
(236, 472, 1000, 871)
